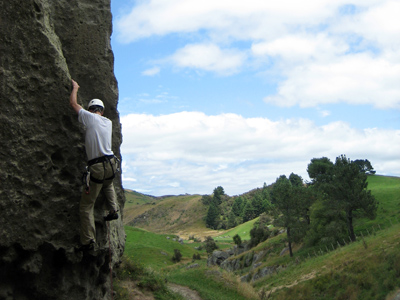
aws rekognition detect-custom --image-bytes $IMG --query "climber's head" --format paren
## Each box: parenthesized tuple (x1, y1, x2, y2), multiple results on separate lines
(87, 99, 104, 115)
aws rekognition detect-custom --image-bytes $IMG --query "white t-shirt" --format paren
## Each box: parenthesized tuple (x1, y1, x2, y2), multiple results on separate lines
(78, 109, 114, 160)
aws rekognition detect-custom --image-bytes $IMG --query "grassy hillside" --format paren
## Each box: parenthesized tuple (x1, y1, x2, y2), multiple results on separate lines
(123, 193, 216, 239)
(123, 226, 204, 269)
(117, 175, 400, 300)
(214, 217, 259, 242)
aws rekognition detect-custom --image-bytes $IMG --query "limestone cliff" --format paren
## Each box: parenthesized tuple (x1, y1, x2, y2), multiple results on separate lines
(0, 0, 125, 299)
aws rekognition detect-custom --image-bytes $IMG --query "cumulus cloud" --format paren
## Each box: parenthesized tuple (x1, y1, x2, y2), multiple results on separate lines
(115, 0, 400, 109)
(168, 43, 246, 75)
(121, 112, 400, 196)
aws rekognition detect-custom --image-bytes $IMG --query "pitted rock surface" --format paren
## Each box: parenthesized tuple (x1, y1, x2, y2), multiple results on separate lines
(0, 0, 125, 299)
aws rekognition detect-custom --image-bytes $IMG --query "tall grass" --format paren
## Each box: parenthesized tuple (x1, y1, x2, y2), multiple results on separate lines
(167, 264, 258, 300)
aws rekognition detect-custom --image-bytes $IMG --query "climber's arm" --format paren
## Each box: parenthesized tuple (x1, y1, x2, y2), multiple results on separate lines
(70, 79, 83, 114)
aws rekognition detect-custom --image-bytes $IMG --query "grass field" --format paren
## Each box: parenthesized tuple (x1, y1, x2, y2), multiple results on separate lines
(214, 217, 259, 242)
(117, 175, 400, 300)
(124, 226, 205, 269)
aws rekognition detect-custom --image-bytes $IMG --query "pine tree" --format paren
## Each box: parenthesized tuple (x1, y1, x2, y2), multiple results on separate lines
(205, 203, 219, 229)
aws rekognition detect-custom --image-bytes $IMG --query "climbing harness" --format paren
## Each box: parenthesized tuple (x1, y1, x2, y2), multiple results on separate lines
(82, 155, 121, 190)
(107, 222, 114, 300)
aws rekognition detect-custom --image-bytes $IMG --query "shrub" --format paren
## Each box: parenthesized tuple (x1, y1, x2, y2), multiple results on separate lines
(233, 234, 242, 246)
(249, 225, 270, 248)
(172, 249, 182, 263)
(192, 253, 201, 260)
(204, 236, 218, 255)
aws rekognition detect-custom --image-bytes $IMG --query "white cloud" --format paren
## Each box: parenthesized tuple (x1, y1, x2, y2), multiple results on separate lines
(115, 0, 400, 109)
(167, 43, 246, 75)
(142, 66, 160, 76)
(264, 53, 400, 109)
(121, 112, 400, 196)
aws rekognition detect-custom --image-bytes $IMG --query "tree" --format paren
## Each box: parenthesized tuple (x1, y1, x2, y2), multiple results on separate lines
(307, 157, 334, 186)
(232, 196, 244, 216)
(205, 203, 219, 229)
(201, 194, 212, 205)
(233, 234, 242, 246)
(304, 199, 348, 247)
(213, 186, 225, 205)
(227, 210, 237, 228)
(241, 200, 255, 223)
(271, 175, 298, 257)
(321, 155, 378, 242)
(352, 159, 374, 173)
(251, 192, 264, 216)
(272, 174, 311, 257)
(289, 173, 303, 187)
(204, 236, 218, 255)
(172, 249, 182, 263)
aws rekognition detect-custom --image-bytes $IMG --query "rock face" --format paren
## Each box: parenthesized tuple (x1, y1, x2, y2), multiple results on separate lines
(0, 0, 125, 299)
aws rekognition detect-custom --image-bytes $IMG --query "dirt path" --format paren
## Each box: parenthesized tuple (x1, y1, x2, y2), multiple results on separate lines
(168, 283, 203, 300)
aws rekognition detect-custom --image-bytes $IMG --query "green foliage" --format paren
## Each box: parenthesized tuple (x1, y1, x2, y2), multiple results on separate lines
(232, 196, 244, 216)
(272, 175, 308, 256)
(233, 234, 242, 246)
(249, 225, 270, 248)
(205, 203, 219, 229)
(213, 186, 225, 205)
(201, 194, 213, 205)
(304, 199, 348, 247)
(227, 210, 237, 228)
(307, 157, 334, 186)
(172, 249, 182, 263)
(320, 155, 378, 241)
(241, 200, 256, 222)
(352, 158, 374, 173)
(204, 236, 218, 255)
(289, 173, 303, 187)
(192, 253, 201, 260)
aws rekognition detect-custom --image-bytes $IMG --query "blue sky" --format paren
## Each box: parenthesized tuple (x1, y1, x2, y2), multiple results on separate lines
(110, 0, 400, 196)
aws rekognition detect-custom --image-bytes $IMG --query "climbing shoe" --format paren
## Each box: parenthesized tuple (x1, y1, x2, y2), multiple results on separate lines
(104, 210, 119, 221)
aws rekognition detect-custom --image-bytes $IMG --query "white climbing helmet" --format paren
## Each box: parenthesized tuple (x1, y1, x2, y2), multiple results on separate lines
(87, 99, 105, 110)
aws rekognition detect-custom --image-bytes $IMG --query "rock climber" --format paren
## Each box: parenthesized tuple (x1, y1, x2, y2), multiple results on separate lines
(69, 79, 119, 251)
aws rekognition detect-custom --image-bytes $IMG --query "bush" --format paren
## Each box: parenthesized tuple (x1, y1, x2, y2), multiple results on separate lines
(172, 249, 182, 263)
(249, 225, 270, 248)
(192, 253, 201, 260)
(233, 234, 242, 246)
(204, 236, 218, 255)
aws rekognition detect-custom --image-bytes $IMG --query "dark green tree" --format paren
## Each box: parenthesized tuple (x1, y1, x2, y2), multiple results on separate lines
(289, 173, 303, 187)
(201, 194, 212, 205)
(352, 159, 374, 173)
(213, 186, 225, 205)
(232, 196, 244, 216)
(233, 234, 242, 246)
(272, 175, 306, 257)
(251, 192, 264, 216)
(172, 249, 182, 263)
(241, 200, 255, 223)
(204, 236, 218, 256)
(227, 210, 237, 228)
(205, 203, 219, 229)
(307, 157, 334, 186)
(304, 199, 348, 247)
(321, 155, 378, 241)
